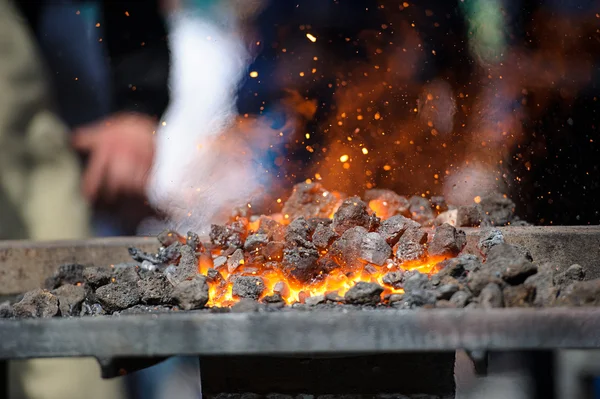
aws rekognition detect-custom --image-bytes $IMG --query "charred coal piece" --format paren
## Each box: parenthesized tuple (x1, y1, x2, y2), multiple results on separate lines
(449, 290, 472, 308)
(312, 223, 338, 250)
(244, 234, 269, 253)
(428, 223, 466, 257)
(282, 246, 320, 283)
(364, 189, 411, 219)
(213, 256, 227, 270)
(344, 282, 384, 305)
(95, 282, 141, 312)
(206, 268, 226, 286)
(524, 263, 558, 307)
(262, 293, 284, 304)
(467, 270, 504, 296)
(113, 264, 141, 284)
(434, 254, 482, 282)
(436, 284, 459, 300)
(479, 193, 515, 226)
(157, 229, 182, 247)
(44, 263, 85, 289)
(553, 264, 586, 288)
(456, 204, 486, 227)
(329, 226, 367, 270)
(359, 232, 392, 266)
(382, 271, 404, 289)
(409, 196, 435, 225)
(394, 227, 428, 263)
(83, 266, 112, 288)
(227, 249, 245, 273)
(485, 244, 537, 285)
(305, 295, 326, 306)
(13, 289, 59, 318)
(285, 217, 313, 247)
(478, 229, 505, 256)
(503, 285, 535, 307)
(557, 279, 600, 306)
(172, 275, 209, 310)
(232, 276, 265, 300)
(377, 215, 420, 246)
(170, 245, 199, 284)
(332, 196, 379, 235)
(479, 283, 504, 309)
(263, 241, 284, 262)
(156, 242, 183, 264)
(80, 301, 105, 316)
(282, 182, 340, 220)
(394, 289, 437, 309)
(325, 291, 345, 303)
(256, 216, 285, 241)
(128, 247, 158, 264)
(0, 302, 14, 318)
(138, 273, 173, 305)
(186, 231, 201, 251)
(53, 284, 85, 316)
(403, 272, 430, 293)
(210, 224, 244, 249)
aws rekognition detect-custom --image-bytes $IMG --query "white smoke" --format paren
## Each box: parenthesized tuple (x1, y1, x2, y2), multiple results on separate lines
(147, 7, 267, 234)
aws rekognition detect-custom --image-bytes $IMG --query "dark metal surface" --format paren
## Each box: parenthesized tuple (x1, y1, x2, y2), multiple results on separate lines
(0, 308, 600, 359)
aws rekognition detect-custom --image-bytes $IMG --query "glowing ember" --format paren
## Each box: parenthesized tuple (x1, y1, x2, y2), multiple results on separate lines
(193, 182, 461, 307)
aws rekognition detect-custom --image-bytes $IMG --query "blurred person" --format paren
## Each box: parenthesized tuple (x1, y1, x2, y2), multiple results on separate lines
(0, 0, 130, 399)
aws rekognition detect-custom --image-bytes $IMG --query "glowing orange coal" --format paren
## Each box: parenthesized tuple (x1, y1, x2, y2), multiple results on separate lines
(187, 188, 451, 308)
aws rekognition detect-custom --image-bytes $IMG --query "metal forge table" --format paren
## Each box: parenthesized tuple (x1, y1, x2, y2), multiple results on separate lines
(1, 226, 600, 398)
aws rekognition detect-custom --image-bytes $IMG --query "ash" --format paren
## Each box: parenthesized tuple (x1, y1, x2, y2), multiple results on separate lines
(3, 183, 598, 319)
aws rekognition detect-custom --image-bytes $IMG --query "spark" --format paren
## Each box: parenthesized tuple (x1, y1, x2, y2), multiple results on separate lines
(306, 33, 317, 43)
(249, 71, 259, 78)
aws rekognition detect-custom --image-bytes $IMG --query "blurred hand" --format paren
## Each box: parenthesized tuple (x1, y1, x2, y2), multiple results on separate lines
(72, 113, 156, 203)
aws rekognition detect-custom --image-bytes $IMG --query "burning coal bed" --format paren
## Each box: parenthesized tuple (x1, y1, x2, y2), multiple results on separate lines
(2, 182, 599, 319)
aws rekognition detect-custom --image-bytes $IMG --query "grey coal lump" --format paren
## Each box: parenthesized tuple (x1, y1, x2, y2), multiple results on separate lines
(553, 264, 586, 289)
(95, 282, 142, 312)
(479, 193, 515, 226)
(457, 204, 486, 227)
(377, 215, 420, 246)
(408, 196, 435, 225)
(556, 279, 600, 307)
(344, 282, 384, 305)
(13, 289, 59, 318)
(281, 182, 340, 220)
(394, 226, 428, 263)
(484, 244, 537, 285)
(479, 283, 504, 309)
(428, 223, 466, 257)
(331, 196, 379, 235)
(44, 263, 85, 289)
(138, 273, 174, 305)
(172, 275, 209, 310)
(477, 229, 505, 256)
(232, 276, 266, 300)
(83, 266, 112, 288)
(282, 245, 320, 283)
(503, 285, 535, 307)
(53, 284, 86, 316)
(312, 223, 338, 249)
(359, 232, 392, 266)
(363, 189, 411, 219)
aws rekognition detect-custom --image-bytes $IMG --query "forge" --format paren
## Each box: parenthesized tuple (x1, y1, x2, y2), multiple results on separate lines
(2, 184, 600, 398)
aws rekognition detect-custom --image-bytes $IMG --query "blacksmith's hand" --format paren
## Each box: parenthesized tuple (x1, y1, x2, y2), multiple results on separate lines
(72, 113, 156, 202)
